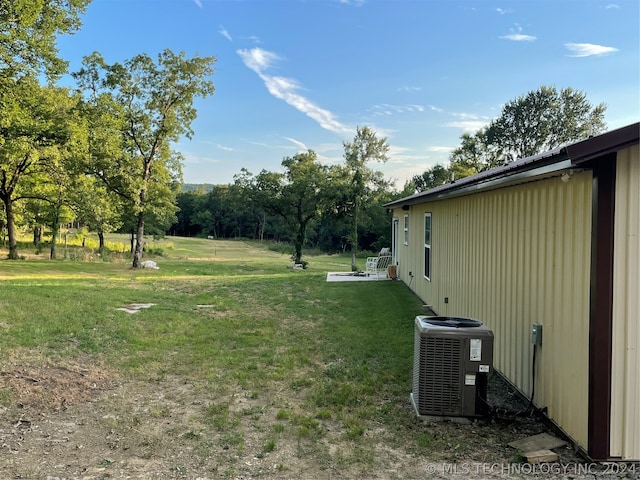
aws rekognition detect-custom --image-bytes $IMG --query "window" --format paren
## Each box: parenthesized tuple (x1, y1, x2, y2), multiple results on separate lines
(403, 215, 409, 245)
(424, 213, 431, 281)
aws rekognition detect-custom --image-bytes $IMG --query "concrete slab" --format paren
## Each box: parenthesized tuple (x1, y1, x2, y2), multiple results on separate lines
(508, 432, 567, 452)
(326, 272, 391, 282)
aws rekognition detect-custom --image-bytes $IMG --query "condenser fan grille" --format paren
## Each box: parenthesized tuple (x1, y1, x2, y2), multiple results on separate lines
(414, 335, 462, 415)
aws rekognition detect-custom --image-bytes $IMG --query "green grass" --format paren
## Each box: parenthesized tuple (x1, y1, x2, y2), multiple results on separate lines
(0, 235, 487, 477)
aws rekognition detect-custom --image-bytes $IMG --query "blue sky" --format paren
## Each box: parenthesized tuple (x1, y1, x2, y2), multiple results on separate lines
(57, 0, 640, 188)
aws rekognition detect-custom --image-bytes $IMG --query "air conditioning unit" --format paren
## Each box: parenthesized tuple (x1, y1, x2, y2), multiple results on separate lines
(411, 315, 494, 418)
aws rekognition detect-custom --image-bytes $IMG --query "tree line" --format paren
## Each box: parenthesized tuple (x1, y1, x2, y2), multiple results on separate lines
(0, 3, 607, 267)
(173, 126, 397, 269)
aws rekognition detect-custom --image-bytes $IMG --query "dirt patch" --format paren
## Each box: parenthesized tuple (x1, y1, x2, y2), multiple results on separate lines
(0, 358, 627, 480)
(0, 359, 116, 411)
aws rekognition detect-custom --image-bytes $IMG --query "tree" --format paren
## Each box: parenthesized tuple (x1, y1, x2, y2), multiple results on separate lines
(74, 49, 215, 268)
(449, 128, 503, 176)
(410, 164, 451, 193)
(33, 92, 88, 259)
(70, 175, 123, 251)
(244, 151, 329, 264)
(0, 0, 90, 81)
(0, 79, 78, 259)
(414, 86, 608, 189)
(174, 189, 207, 237)
(340, 126, 390, 269)
(486, 85, 607, 162)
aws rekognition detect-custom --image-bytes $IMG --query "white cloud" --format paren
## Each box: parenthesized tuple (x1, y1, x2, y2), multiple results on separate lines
(605, 4, 620, 9)
(500, 33, 537, 42)
(428, 105, 444, 113)
(237, 48, 352, 135)
(194, 0, 203, 8)
(370, 103, 425, 116)
(496, 8, 512, 15)
(426, 146, 453, 153)
(451, 112, 489, 121)
(284, 137, 309, 151)
(378, 146, 455, 190)
(446, 120, 490, 132)
(397, 85, 421, 93)
(219, 26, 232, 42)
(500, 23, 536, 42)
(183, 152, 220, 165)
(565, 42, 618, 57)
(237, 48, 280, 73)
(338, 0, 366, 6)
(216, 144, 233, 152)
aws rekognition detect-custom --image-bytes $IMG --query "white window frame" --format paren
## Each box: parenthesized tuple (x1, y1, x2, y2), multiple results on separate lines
(403, 214, 409, 245)
(424, 212, 432, 281)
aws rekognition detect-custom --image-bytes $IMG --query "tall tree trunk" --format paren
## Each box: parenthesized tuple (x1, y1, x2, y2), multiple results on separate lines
(33, 226, 42, 246)
(132, 210, 145, 268)
(294, 235, 303, 264)
(98, 229, 105, 251)
(293, 219, 308, 264)
(133, 174, 151, 268)
(49, 206, 60, 259)
(4, 196, 19, 260)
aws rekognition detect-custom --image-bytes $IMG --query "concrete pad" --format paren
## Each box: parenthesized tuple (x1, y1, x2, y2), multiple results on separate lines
(326, 272, 391, 282)
(508, 432, 567, 452)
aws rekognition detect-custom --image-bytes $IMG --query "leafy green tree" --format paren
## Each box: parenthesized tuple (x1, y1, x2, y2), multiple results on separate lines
(174, 189, 207, 237)
(0, 0, 89, 257)
(34, 93, 87, 259)
(339, 126, 390, 269)
(414, 86, 608, 189)
(449, 128, 503, 176)
(242, 151, 330, 264)
(74, 49, 215, 267)
(0, 79, 77, 259)
(487, 85, 606, 162)
(410, 164, 451, 193)
(70, 175, 123, 251)
(0, 0, 90, 81)
(233, 168, 287, 240)
(22, 166, 75, 260)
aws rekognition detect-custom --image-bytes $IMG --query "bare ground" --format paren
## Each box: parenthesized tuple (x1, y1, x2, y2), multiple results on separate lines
(0, 356, 631, 480)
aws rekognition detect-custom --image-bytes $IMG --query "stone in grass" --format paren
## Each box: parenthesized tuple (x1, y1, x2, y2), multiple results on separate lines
(116, 303, 156, 314)
(141, 260, 159, 269)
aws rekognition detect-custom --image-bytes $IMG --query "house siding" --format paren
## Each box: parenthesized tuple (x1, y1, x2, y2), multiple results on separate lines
(395, 171, 593, 450)
(611, 144, 640, 460)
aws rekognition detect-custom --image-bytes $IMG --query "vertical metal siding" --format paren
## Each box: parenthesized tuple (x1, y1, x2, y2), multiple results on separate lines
(398, 172, 592, 450)
(611, 145, 640, 460)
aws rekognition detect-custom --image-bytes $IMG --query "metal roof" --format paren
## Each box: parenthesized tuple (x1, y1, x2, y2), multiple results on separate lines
(385, 122, 640, 208)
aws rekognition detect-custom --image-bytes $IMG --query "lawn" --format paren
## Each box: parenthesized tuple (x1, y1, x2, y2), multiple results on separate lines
(0, 237, 573, 479)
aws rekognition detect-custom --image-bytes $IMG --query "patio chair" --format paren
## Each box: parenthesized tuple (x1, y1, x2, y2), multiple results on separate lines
(365, 248, 392, 278)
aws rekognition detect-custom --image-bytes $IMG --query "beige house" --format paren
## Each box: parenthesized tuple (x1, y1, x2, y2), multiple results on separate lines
(385, 122, 639, 461)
